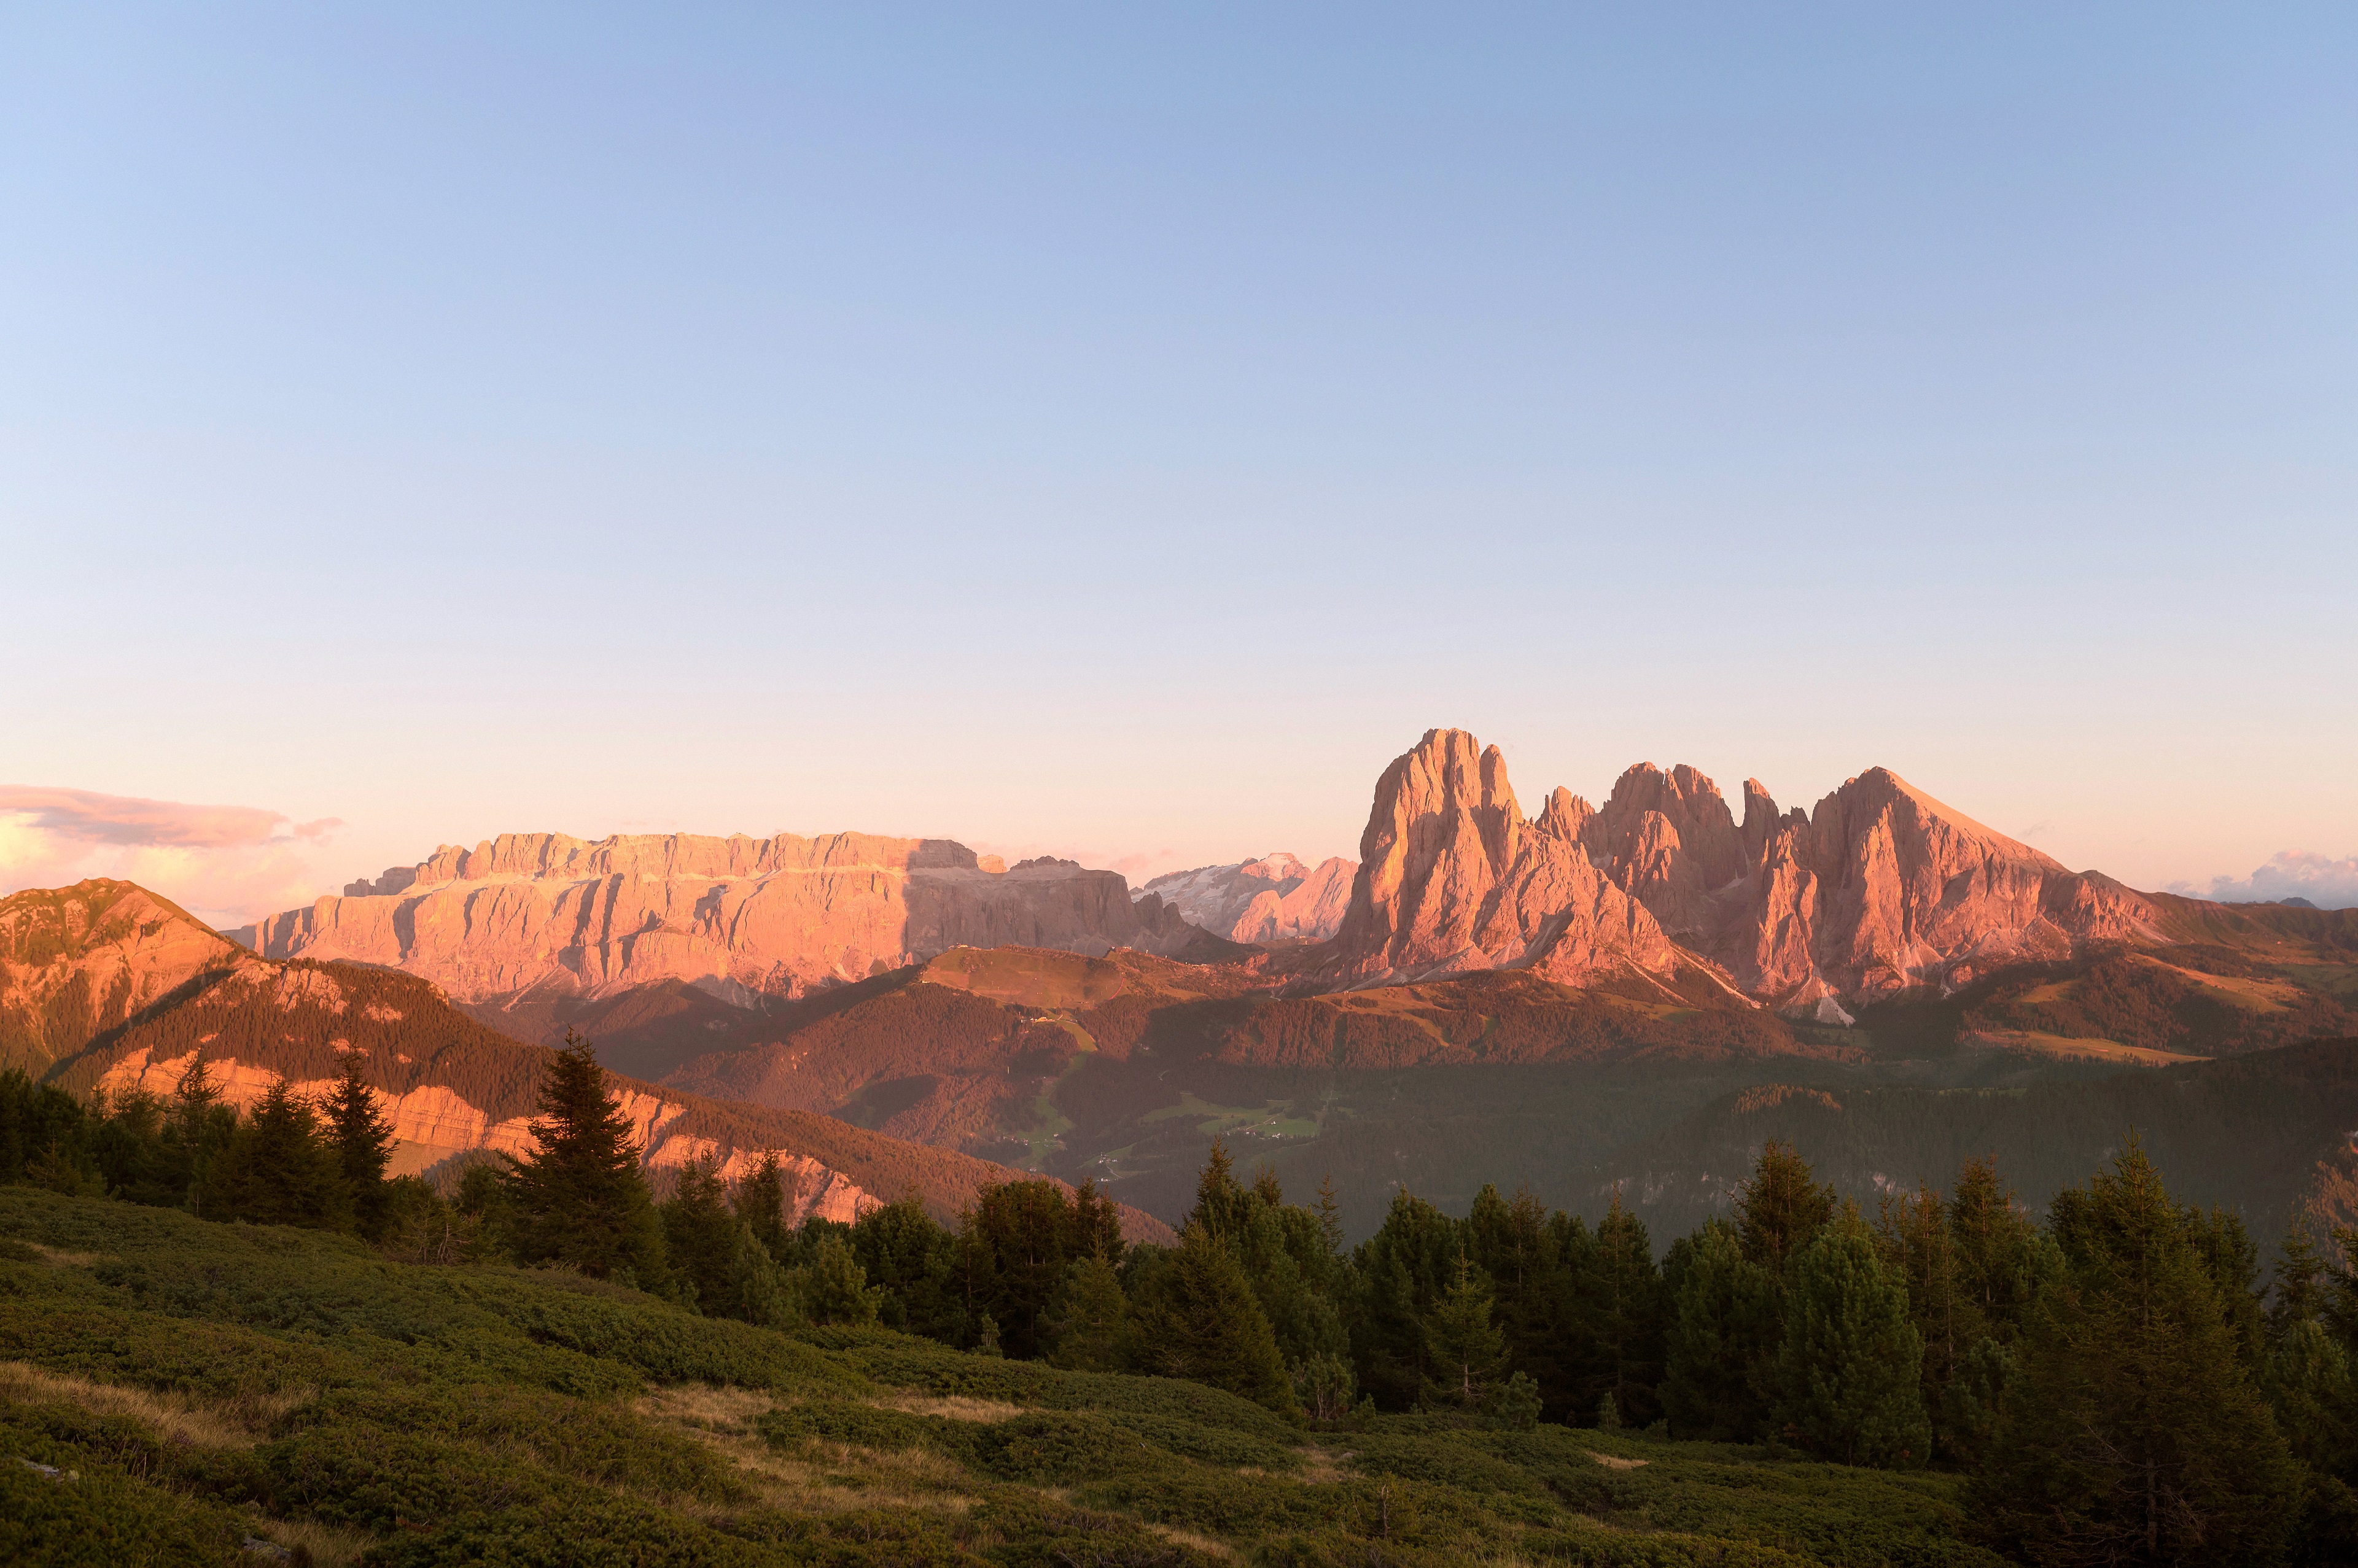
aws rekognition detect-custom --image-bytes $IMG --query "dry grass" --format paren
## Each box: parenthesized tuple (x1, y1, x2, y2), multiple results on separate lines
(23, 1242, 107, 1267)
(0, 1361, 306, 1448)
(1150, 1523, 1239, 1559)
(640, 1383, 976, 1519)
(247, 1516, 378, 1568)
(1592, 1451, 1649, 1470)
(1293, 1445, 1350, 1483)
(639, 1381, 774, 1435)
(874, 1391, 1026, 1423)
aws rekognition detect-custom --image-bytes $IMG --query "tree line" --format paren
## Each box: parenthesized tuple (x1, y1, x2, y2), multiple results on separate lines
(9, 1034, 2358, 1563)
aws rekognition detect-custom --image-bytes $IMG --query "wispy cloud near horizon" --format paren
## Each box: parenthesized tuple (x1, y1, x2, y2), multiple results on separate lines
(2168, 851, 2358, 910)
(0, 785, 342, 848)
(0, 786, 343, 926)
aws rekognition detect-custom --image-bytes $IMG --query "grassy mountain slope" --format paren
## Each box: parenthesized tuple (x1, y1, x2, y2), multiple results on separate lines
(0, 1186, 2002, 1567)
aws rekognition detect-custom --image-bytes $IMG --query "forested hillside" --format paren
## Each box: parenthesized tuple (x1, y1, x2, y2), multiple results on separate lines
(7, 1022, 2356, 1565)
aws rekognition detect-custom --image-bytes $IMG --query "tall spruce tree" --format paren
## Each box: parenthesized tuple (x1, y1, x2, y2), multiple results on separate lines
(661, 1155, 738, 1315)
(1046, 1252, 1131, 1372)
(212, 1077, 348, 1230)
(735, 1149, 790, 1259)
(1773, 1208, 1930, 1468)
(502, 1030, 670, 1287)
(1737, 1139, 1835, 1273)
(1422, 1251, 1508, 1413)
(320, 1054, 397, 1240)
(169, 1054, 235, 1218)
(1580, 1190, 1667, 1426)
(1131, 1222, 1296, 1415)
(1971, 1139, 2302, 1566)
(1660, 1221, 1780, 1442)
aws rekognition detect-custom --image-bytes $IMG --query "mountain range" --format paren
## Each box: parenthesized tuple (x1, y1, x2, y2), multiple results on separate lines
(9, 726, 2356, 1240)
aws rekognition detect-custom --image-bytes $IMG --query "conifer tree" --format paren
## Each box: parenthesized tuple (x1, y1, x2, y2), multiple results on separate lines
(731, 1220, 803, 1330)
(213, 1077, 348, 1230)
(1046, 1252, 1130, 1372)
(1948, 1155, 2044, 1339)
(1736, 1139, 1834, 1273)
(1187, 1138, 1246, 1239)
(2268, 1221, 2328, 1348)
(1773, 1208, 1930, 1468)
(320, 1054, 397, 1240)
(1132, 1222, 1296, 1415)
(660, 1155, 738, 1315)
(803, 1231, 884, 1325)
(1422, 1251, 1508, 1412)
(1315, 1173, 1346, 1257)
(1581, 1190, 1666, 1426)
(502, 1030, 669, 1287)
(1972, 1139, 2302, 1565)
(1349, 1189, 1461, 1410)
(734, 1149, 789, 1259)
(170, 1054, 233, 1218)
(1660, 1221, 1780, 1442)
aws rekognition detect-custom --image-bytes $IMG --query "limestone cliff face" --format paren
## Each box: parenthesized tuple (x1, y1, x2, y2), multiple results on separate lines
(247, 831, 1202, 1006)
(1324, 731, 2168, 1006)
(1325, 730, 1681, 988)
(1138, 852, 1357, 943)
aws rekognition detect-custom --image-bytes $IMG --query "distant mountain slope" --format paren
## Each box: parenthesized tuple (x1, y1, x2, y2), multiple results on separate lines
(233, 830, 1216, 1006)
(1138, 853, 1356, 942)
(7, 880, 1167, 1240)
(1593, 1036, 2358, 1244)
(0, 880, 247, 1074)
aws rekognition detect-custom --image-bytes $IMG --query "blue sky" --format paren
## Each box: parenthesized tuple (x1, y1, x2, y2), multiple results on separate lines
(3, 4, 2354, 922)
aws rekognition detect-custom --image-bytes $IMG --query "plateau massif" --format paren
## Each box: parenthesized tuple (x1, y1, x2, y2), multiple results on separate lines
(9, 726, 2356, 1238)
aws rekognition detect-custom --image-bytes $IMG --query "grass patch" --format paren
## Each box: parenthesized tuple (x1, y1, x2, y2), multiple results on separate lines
(2, 1186, 2006, 1566)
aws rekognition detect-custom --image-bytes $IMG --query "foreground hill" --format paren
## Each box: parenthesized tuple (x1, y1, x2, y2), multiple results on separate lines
(0, 1186, 2003, 1567)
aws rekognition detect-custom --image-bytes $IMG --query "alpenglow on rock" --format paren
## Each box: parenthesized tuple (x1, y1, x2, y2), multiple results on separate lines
(1325, 729, 2169, 1005)
(1138, 852, 1356, 944)
(238, 831, 1204, 1006)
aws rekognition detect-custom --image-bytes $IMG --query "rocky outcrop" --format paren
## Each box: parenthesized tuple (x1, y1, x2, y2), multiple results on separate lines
(240, 831, 1206, 1006)
(0, 880, 254, 1069)
(1323, 731, 2171, 1008)
(1139, 852, 1356, 943)
(1325, 730, 1683, 988)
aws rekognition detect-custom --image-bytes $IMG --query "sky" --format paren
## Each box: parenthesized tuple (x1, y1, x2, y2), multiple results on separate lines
(3, 4, 2354, 926)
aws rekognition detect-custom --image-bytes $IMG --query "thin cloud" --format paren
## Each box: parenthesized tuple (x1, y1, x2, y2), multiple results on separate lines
(2168, 850, 2358, 910)
(0, 786, 341, 848)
